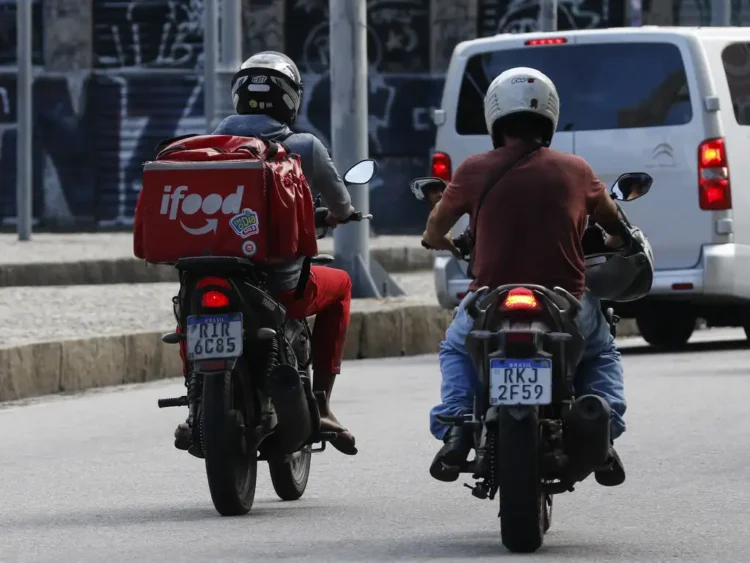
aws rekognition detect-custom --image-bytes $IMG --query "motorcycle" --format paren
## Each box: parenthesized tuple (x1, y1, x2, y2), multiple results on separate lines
(413, 172, 652, 553)
(157, 159, 376, 517)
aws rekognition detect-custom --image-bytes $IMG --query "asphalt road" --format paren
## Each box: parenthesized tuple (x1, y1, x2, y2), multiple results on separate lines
(1, 330, 748, 563)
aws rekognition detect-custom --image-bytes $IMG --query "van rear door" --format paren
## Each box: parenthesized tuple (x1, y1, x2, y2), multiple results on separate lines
(571, 32, 710, 270)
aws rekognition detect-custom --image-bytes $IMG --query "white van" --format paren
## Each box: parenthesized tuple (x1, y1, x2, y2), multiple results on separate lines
(431, 27, 750, 347)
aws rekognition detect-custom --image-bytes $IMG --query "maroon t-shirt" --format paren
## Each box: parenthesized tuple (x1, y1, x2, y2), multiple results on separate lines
(440, 146, 605, 298)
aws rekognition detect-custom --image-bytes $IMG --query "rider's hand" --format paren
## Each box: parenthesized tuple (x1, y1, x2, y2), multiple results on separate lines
(422, 233, 463, 260)
(326, 205, 356, 227)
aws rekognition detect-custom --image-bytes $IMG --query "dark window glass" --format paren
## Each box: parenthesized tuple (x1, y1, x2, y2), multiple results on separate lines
(722, 43, 750, 126)
(456, 42, 692, 134)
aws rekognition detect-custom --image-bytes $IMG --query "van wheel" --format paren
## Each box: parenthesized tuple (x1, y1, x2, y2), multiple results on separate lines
(636, 306, 696, 349)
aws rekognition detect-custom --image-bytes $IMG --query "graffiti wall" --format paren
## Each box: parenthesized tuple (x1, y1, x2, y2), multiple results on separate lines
(5, 0, 748, 232)
(0, 0, 44, 66)
(477, 0, 625, 34)
(0, 0, 441, 234)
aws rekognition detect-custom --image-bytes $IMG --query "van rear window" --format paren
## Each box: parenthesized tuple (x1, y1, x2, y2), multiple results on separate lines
(456, 42, 692, 135)
(722, 43, 750, 126)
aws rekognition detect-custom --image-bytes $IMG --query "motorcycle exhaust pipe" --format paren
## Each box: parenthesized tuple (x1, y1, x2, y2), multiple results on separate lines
(267, 363, 313, 454)
(565, 394, 611, 472)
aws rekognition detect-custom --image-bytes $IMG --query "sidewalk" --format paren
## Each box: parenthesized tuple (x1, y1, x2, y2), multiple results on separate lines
(0, 233, 433, 287)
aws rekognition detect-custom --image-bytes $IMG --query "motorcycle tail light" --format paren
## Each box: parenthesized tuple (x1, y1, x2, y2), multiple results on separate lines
(201, 290, 230, 308)
(502, 288, 541, 311)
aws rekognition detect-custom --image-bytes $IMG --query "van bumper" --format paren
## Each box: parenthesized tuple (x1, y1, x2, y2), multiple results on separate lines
(651, 243, 736, 297)
(434, 255, 470, 310)
(434, 244, 742, 309)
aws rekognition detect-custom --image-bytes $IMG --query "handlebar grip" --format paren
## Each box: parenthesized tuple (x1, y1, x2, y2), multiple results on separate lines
(342, 211, 363, 224)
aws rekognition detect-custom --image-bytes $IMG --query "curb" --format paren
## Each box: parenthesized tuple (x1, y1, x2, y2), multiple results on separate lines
(0, 247, 435, 288)
(0, 305, 644, 404)
(0, 304, 452, 403)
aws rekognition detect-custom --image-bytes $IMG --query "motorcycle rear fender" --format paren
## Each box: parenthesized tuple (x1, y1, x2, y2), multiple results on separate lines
(181, 273, 286, 331)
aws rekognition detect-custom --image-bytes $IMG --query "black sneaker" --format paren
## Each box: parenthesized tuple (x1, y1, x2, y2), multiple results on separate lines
(595, 445, 626, 487)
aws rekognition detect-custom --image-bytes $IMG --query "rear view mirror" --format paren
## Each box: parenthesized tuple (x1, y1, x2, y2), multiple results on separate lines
(344, 159, 377, 185)
(610, 172, 653, 201)
(409, 177, 447, 201)
(410, 177, 448, 210)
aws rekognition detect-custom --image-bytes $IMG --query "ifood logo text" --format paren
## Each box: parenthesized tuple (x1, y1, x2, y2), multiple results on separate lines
(160, 185, 245, 235)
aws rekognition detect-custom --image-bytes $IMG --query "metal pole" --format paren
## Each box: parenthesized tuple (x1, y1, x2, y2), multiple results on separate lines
(330, 0, 370, 274)
(204, 0, 219, 133)
(220, 0, 243, 68)
(16, 0, 33, 240)
(538, 0, 558, 32)
(629, 0, 643, 27)
(711, 0, 731, 26)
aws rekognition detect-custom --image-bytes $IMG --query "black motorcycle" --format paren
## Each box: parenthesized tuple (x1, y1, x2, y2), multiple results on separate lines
(157, 159, 376, 516)
(415, 172, 651, 552)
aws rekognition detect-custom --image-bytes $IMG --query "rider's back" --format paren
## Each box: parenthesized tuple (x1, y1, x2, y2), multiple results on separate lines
(441, 145, 604, 297)
(213, 114, 350, 292)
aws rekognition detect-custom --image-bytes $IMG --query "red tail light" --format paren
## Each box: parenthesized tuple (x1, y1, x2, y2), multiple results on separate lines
(502, 288, 541, 311)
(432, 151, 452, 182)
(196, 277, 231, 289)
(698, 138, 731, 210)
(506, 332, 534, 343)
(201, 290, 230, 308)
(525, 38, 567, 46)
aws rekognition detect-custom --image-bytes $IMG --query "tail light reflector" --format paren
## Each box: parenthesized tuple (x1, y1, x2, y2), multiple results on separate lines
(196, 277, 231, 289)
(201, 290, 230, 308)
(525, 38, 567, 46)
(502, 288, 541, 311)
(698, 138, 731, 210)
(506, 332, 534, 343)
(432, 151, 452, 182)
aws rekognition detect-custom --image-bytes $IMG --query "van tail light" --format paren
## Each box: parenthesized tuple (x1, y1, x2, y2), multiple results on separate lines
(698, 138, 731, 210)
(502, 288, 541, 311)
(525, 38, 567, 46)
(432, 151, 452, 182)
(201, 290, 230, 308)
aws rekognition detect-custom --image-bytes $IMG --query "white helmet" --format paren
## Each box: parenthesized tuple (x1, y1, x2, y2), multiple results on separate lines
(483, 67, 560, 146)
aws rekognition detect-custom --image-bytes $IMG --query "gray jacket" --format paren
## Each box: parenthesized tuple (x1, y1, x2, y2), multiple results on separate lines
(213, 114, 352, 291)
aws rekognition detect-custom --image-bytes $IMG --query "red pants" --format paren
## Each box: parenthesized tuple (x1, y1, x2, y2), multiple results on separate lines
(276, 266, 352, 374)
(178, 266, 352, 375)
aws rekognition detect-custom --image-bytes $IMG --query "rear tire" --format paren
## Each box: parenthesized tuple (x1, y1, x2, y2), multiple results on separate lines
(268, 447, 312, 501)
(497, 407, 545, 553)
(202, 369, 258, 516)
(636, 305, 696, 349)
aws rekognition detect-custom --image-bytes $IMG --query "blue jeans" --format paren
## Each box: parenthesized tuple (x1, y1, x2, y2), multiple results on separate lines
(429, 291, 626, 441)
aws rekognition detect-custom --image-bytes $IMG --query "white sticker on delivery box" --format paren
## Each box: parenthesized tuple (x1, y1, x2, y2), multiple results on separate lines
(242, 240, 258, 257)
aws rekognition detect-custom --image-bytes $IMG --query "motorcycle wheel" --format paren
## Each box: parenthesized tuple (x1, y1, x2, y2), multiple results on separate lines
(202, 367, 258, 516)
(268, 447, 312, 501)
(496, 406, 545, 553)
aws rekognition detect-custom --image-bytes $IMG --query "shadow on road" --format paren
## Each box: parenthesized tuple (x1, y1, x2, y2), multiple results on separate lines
(620, 338, 748, 356)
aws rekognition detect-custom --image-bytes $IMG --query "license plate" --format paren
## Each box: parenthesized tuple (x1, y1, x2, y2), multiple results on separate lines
(186, 313, 243, 361)
(489, 358, 552, 406)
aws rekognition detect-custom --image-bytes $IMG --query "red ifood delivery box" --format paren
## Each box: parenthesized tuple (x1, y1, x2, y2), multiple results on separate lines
(133, 135, 318, 264)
